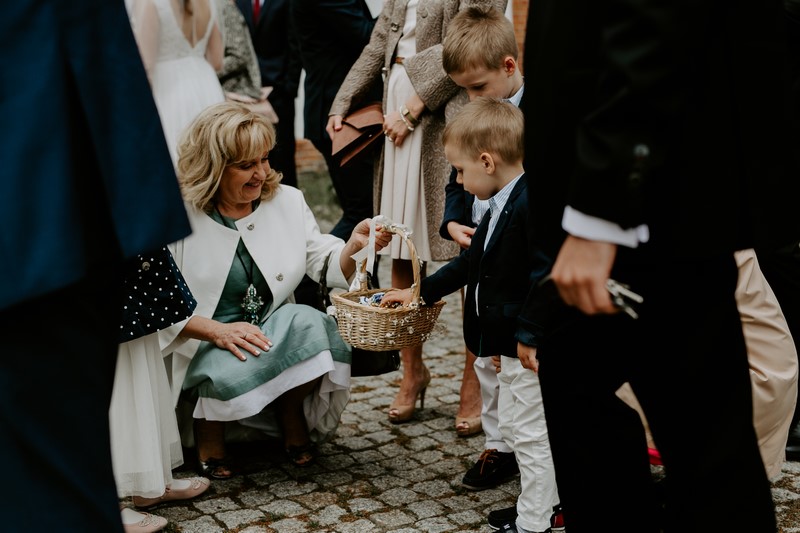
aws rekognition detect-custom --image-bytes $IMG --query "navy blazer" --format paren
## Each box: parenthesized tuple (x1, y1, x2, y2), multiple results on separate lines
(237, 0, 302, 98)
(421, 175, 550, 357)
(291, 0, 377, 143)
(0, 0, 191, 311)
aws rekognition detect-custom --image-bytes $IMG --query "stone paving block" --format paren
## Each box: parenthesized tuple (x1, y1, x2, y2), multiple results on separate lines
(267, 517, 309, 532)
(394, 466, 440, 483)
(406, 435, 438, 451)
(317, 453, 356, 471)
(345, 401, 375, 413)
(371, 474, 411, 490)
(412, 450, 445, 465)
(411, 479, 454, 498)
(773, 487, 800, 503)
(378, 487, 420, 506)
(346, 497, 385, 513)
(194, 496, 240, 514)
(474, 487, 516, 504)
(293, 491, 339, 510)
(217, 509, 267, 529)
(238, 489, 276, 507)
(155, 505, 201, 522)
(333, 425, 359, 437)
(312, 470, 354, 488)
(358, 421, 385, 433)
(364, 430, 396, 444)
(407, 499, 446, 519)
(414, 516, 457, 532)
(370, 509, 416, 528)
(260, 499, 308, 518)
(351, 449, 386, 464)
(380, 456, 421, 471)
(397, 423, 434, 437)
(270, 480, 319, 498)
(334, 518, 378, 532)
(428, 431, 459, 445)
(356, 408, 389, 422)
(177, 515, 226, 533)
(336, 436, 374, 450)
(308, 503, 348, 526)
(439, 495, 482, 510)
(427, 458, 468, 476)
(376, 442, 407, 458)
(248, 469, 291, 487)
(238, 526, 271, 533)
(448, 509, 485, 526)
(438, 393, 461, 406)
(348, 462, 388, 477)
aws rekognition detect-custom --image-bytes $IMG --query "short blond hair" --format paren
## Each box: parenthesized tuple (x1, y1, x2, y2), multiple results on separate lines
(443, 97, 524, 164)
(442, 7, 518, 74)
(176, 102, 281, 213)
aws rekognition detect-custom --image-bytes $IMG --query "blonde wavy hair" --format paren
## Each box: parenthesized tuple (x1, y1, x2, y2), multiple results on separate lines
(176, 102, 281, 213)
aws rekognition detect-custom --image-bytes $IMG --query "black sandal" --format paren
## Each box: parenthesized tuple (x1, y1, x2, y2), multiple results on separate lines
(197, 457, 233, 479)
(285, 443, 315, 467)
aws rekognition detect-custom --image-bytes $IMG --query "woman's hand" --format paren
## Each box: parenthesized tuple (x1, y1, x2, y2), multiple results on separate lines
(379, 288, 412, 307)
(383, 110, 412, 147)
(209, 321, 272, 361)
(339, 219, 393, 278)
(182, 316, 272, 362)
(326, 115, 343, 141)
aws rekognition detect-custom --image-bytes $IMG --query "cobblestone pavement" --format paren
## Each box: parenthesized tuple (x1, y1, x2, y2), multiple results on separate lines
(140, 272, 800, 532)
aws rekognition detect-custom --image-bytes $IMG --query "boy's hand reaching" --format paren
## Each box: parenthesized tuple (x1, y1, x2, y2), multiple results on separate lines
(380, 288, 413, 307)
(447, 221, 475, 249)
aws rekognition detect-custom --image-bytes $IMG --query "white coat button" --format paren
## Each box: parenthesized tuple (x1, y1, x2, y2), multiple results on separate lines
(276, 273, 284, 281)
(247, 223, 255, 230)
(141, 261, 150, 271)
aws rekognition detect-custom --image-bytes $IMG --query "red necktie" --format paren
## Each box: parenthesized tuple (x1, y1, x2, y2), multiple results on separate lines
(253, 0, 260, 22)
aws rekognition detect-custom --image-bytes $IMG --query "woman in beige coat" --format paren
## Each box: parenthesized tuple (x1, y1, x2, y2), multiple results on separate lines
(328, 0, 505, 423)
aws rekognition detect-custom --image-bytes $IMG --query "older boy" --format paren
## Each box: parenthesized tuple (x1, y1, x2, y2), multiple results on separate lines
(382, 98, 559, 533)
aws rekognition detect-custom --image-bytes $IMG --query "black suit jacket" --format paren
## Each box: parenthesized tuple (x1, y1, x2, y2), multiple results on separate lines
(521, 0, 798, 262)
(421, 175, 550, 357)
(291, 0, 377, 143)
(0, 0, 191, 311)
(237, 0, 302, 98)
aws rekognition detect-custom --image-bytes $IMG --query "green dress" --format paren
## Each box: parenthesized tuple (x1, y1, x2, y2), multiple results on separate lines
(182, 210, 352, 442)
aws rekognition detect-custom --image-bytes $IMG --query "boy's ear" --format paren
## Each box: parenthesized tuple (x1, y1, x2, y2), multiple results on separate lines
(480, 152, 496, 174)
(503, 56, 518, 75)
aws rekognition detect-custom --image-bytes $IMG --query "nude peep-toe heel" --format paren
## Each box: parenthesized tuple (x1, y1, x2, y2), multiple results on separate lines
(388, 367, 431, 424)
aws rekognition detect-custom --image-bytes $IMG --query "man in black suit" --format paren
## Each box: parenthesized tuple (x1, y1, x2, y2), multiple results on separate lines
(237, 0, 302, 188)
(291, 0, 378, 241)
(0, 0, 191, 530)
(517, 1, 798, 531)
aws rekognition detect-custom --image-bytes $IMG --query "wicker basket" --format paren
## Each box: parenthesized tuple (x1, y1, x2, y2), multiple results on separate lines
(332, 231, 445, 351)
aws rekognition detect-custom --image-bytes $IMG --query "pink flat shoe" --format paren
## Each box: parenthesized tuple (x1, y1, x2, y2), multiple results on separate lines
(121, 508, 167, 533)
(132, 477, 210, 509)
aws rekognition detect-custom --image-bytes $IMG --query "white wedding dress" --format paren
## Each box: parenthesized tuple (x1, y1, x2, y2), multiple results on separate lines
(129, 0, 225, 164)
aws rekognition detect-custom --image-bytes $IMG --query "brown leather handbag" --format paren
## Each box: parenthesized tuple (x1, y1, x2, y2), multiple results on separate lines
(331, 102, 384, 167)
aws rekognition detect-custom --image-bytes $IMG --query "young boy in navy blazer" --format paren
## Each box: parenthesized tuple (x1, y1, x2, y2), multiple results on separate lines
(382, 98, 560, 533)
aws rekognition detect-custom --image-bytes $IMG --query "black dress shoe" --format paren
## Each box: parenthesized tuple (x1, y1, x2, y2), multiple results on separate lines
(786, 419, 800, 461)
(461, 449, 519, 491)
(488, 505, 518, 530)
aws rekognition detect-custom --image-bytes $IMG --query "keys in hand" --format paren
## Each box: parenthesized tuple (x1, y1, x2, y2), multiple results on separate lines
(605, 278, 644, 319)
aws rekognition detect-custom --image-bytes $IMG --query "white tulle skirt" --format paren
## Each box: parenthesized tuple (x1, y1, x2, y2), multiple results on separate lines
(109, 333, 183, 498)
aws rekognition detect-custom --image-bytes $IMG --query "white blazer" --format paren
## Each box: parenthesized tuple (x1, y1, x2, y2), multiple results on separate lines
(160, 185, 351, 406)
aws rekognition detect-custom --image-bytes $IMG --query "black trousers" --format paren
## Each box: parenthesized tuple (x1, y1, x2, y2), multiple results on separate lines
(0, 271, 123, 532)
(537, 251, 775, 532)
(311, 135, 375, 242)
(268, 87, 298, 189)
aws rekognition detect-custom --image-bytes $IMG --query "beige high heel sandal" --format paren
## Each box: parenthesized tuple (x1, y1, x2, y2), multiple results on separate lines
(388, 366, 431, 423)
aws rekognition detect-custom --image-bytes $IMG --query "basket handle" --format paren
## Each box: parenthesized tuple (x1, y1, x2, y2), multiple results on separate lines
(356, 229, 423, 308)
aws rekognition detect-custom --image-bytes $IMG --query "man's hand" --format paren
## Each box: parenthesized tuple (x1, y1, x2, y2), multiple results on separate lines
(517, 342, 539, 372)
(551, 235, 618, 315)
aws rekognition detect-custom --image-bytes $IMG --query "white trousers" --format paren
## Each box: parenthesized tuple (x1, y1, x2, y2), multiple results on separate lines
(475, 355, 512, 453)
(498, 356, 559, 532)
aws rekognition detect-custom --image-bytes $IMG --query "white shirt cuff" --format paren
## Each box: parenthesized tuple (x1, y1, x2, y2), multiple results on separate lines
(562, 206, 650, 248)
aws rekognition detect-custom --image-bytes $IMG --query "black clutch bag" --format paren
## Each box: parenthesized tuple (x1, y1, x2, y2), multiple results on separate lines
(318, 254, 400, 377)
(119, 246, 196, 343)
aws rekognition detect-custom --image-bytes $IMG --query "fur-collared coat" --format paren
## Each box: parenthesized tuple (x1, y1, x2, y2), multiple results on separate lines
(330, 0, 506, 261)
